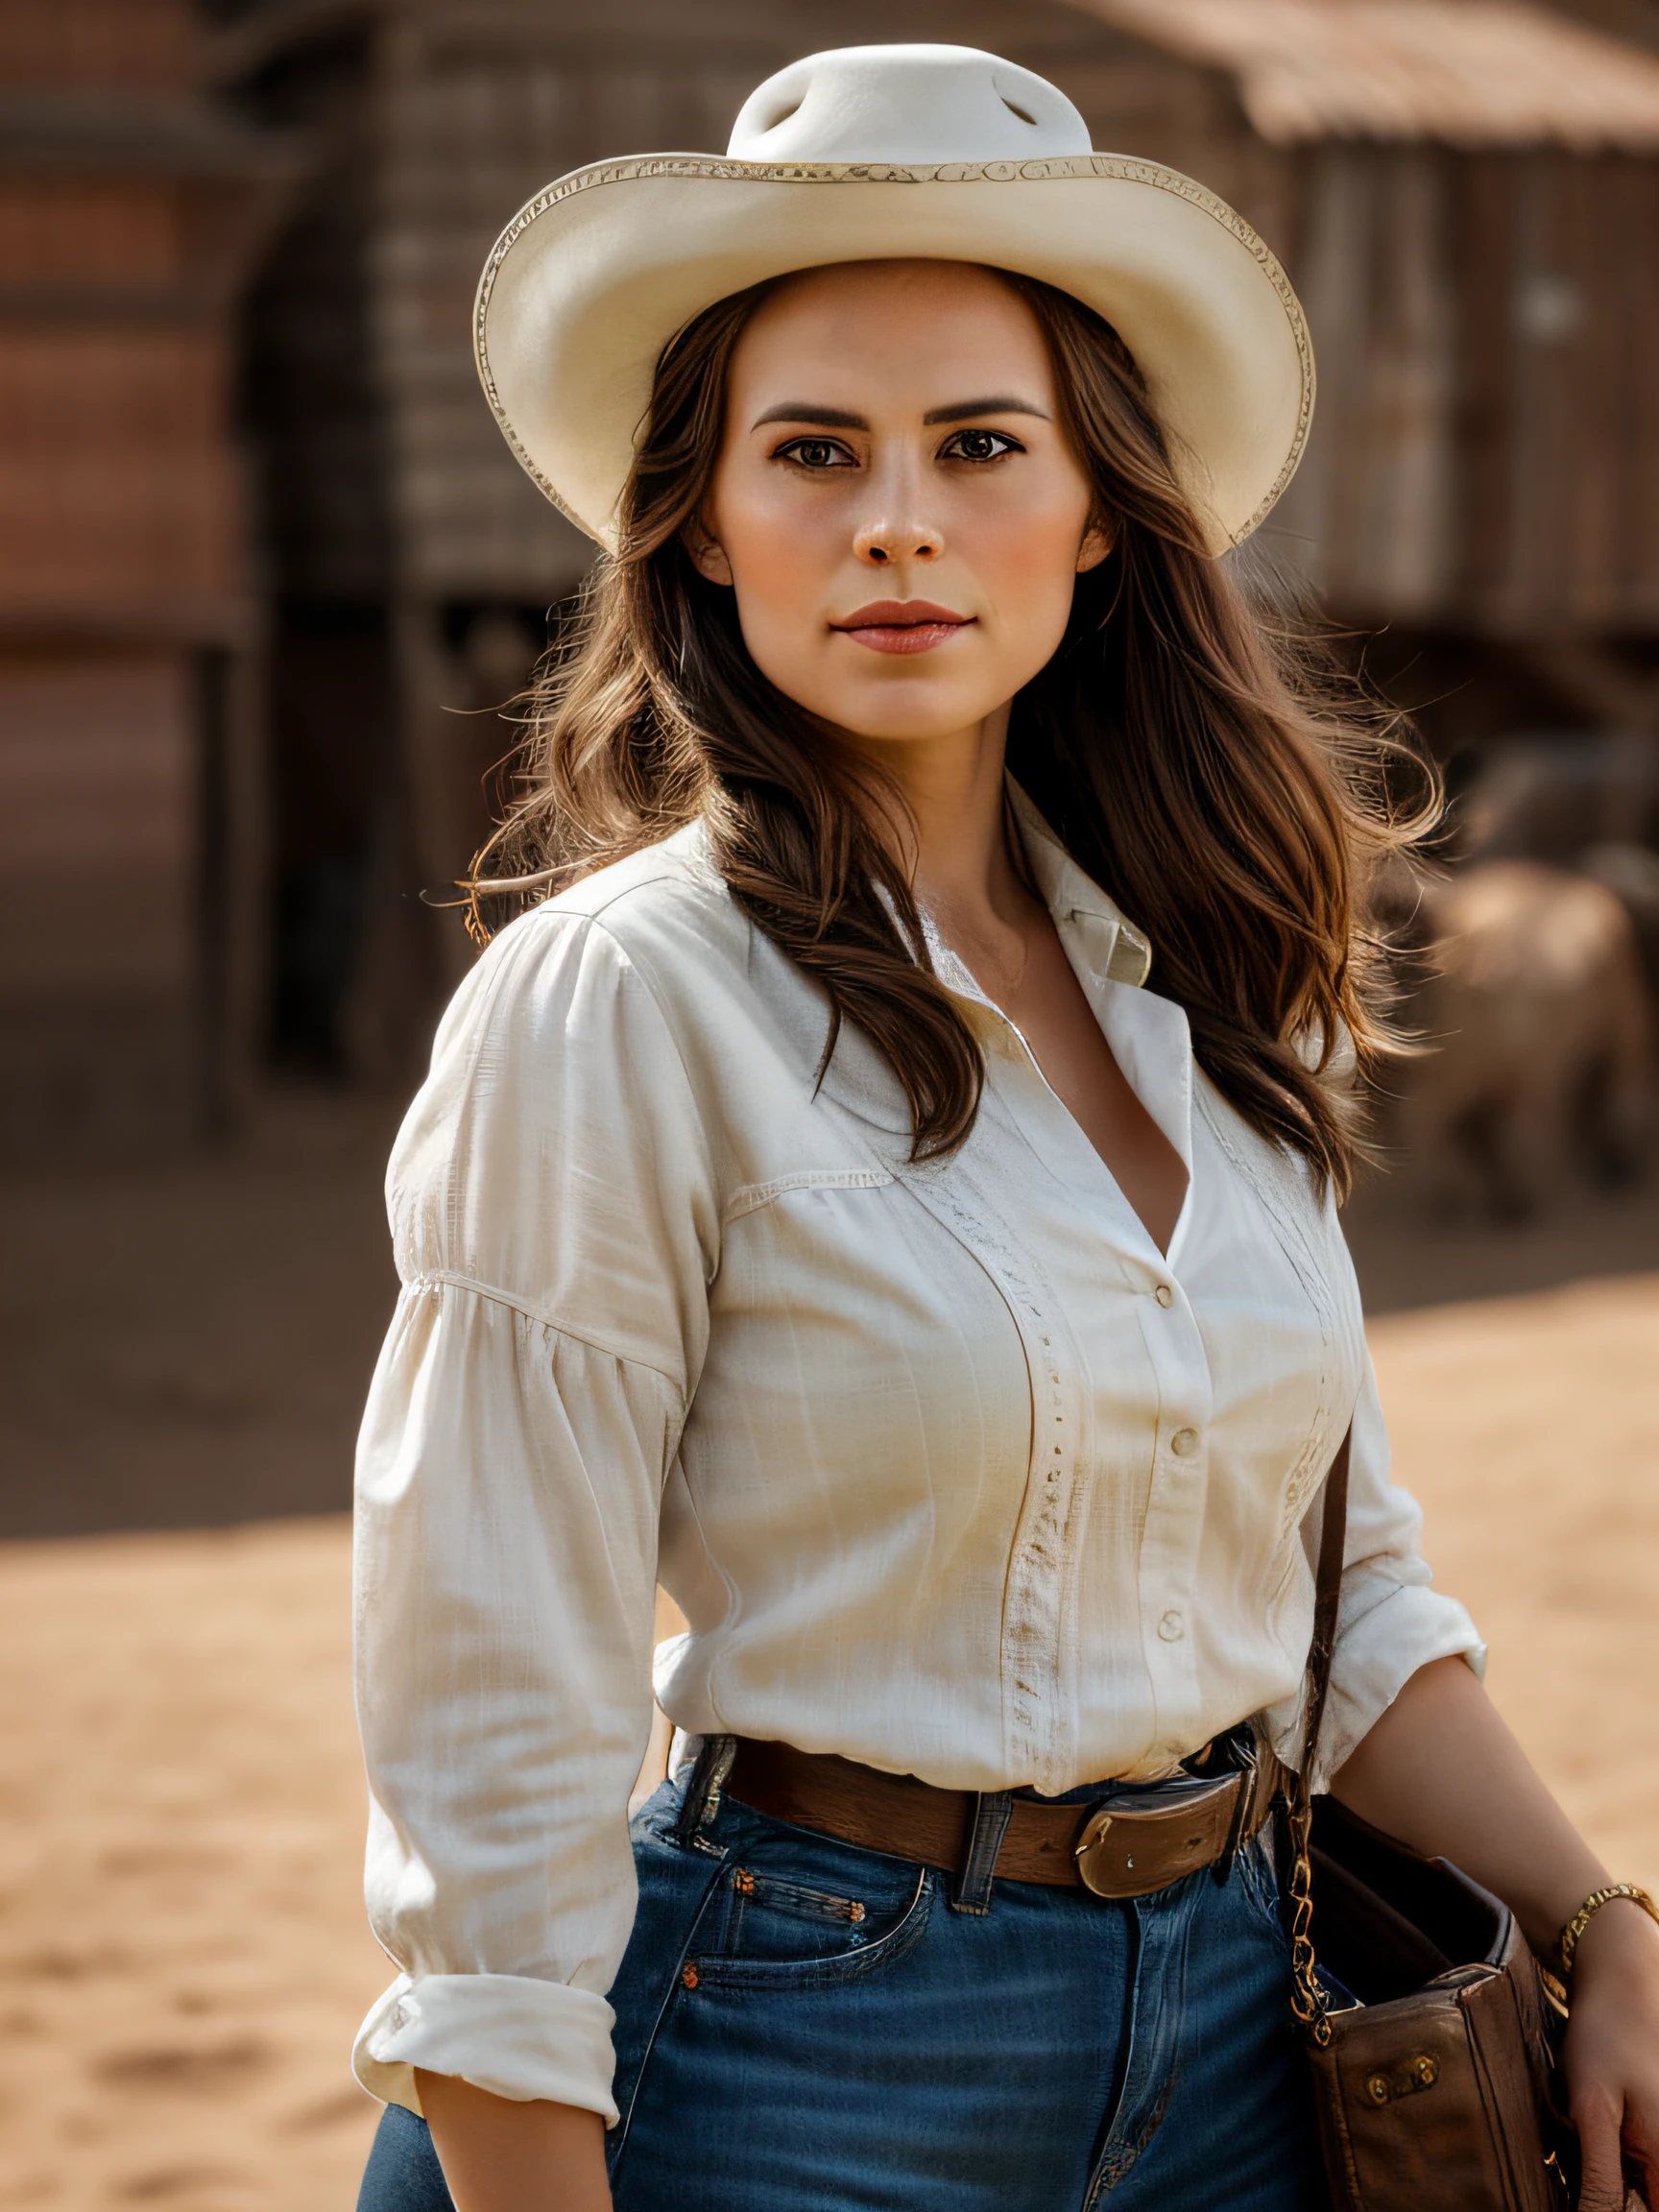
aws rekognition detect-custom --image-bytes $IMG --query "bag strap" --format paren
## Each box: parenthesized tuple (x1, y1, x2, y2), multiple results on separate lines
(1302, 1422, 1354, 1789)
(1286, 1420, 1354, 2047)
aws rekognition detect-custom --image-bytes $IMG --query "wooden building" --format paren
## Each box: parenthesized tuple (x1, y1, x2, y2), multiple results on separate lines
(1080, 0, 1659, 688)
(197, 0, 1659, 1079)
(0, 0, 298, 1150)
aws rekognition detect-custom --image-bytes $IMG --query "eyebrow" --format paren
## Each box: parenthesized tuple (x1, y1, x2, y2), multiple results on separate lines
(751, 396, 1050, 431)
(925, 397, 1049, 425)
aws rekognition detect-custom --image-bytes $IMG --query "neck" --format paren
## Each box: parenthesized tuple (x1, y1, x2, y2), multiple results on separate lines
(837, 705, 1027, 934)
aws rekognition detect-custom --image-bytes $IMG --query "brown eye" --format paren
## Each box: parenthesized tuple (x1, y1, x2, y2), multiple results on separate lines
(776, 437, 855, 470)
(942, 428, 1021, 463)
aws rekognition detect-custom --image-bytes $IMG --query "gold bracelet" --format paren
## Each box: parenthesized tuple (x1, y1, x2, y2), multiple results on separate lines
(1559, 1882, 1659, 1976)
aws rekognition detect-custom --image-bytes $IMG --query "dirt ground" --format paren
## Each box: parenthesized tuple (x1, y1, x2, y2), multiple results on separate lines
(2, 1091, 1657, 2208)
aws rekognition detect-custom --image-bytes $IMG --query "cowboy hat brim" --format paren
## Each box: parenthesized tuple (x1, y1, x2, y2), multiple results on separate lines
(474, 153, 1313, 561)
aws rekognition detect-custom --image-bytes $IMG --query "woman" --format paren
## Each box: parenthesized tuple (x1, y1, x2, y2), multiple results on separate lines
(354, 44, 1659, 2212)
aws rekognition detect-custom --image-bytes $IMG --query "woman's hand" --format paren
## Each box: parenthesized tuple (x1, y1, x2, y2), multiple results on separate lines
(1561, 1902, 1659, 2212)
(416, 2071, 613, 2212)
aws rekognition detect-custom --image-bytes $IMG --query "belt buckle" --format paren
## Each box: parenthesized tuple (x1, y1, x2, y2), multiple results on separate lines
(1072, 1804, 1124, 1898)
(1070, 1774, 1238, 1899)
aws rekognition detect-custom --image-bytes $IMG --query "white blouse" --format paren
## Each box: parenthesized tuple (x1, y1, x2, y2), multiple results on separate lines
(351, 788, 1482, 2123)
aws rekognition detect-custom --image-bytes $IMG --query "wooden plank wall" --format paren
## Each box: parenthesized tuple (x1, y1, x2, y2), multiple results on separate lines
(0, 0, 193, 91)
(0, 0, 286, 1150)
(1272, 146, 1458, 621)
(0, 315, 243, 634)
(1466, 151, 1659, 635)
(0, 162, 250, 636)
(240, 34, 391, 606)
(0, 651, 201, 1152)
(1262, 142, 1659, 638)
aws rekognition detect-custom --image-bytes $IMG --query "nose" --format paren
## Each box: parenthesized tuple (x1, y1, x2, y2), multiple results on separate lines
(853, 518, 945, 565)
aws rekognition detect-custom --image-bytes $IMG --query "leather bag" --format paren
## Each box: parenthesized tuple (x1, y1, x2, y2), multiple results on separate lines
(1288, 1427, 1576, 2211)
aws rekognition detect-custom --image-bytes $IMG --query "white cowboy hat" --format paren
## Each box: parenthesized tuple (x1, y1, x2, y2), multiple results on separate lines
(474, 43, 1313, 559)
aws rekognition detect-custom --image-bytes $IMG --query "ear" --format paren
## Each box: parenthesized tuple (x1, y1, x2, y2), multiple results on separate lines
(1076, 517, 1114, 575)
(685, 523, 733, 588)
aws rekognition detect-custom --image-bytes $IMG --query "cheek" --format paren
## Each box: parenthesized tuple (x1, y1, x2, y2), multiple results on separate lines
(709, 470, 835, 638)
(975, 487, 1093, 612)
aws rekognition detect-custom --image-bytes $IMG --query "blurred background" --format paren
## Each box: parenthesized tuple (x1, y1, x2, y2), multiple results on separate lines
(3, 2, 1659, 2205)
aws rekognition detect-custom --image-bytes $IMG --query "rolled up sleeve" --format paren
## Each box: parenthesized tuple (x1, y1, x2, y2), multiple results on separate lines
(1268, 1355, 1485, 1791)
(350, 905, 717, 2119)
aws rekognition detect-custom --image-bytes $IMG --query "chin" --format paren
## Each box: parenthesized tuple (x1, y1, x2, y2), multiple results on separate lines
(827, 683, 997, 741)
(834, 711, 986, 747)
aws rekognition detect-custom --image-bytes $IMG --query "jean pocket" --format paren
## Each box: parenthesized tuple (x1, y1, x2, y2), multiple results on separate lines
(722, 1863, 879, 1956)
(687, 1833, 934, 1992)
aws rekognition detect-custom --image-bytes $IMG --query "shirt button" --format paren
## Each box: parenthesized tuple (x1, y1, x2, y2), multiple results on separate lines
(1154, 1284, 1174, 1307)
(1158, 1609, 1185, 1642)
(1171, 1427, 1199, 1456)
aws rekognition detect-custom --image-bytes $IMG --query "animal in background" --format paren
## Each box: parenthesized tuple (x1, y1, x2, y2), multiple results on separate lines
(1580, 842, 1659, 1005)
(1396, 861, 1650, 1220)
(1457, 731, 1659, 864)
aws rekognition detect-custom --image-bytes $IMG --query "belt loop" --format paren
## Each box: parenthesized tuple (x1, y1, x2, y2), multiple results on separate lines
(675, 1733, 735, 1849)
(950, 1791, 1014, 1915)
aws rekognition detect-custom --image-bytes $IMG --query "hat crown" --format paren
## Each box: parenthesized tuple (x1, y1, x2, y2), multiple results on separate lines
(727, 44, 1093, 166)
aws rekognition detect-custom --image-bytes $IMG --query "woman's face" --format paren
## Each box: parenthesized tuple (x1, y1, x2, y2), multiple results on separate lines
(693, 260, 1109, 748)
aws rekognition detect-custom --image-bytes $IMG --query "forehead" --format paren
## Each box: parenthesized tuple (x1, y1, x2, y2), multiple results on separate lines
(730, 260, 1052, 402)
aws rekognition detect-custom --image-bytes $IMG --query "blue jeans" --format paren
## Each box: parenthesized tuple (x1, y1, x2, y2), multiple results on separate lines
(359, 1770, 1325, 2211)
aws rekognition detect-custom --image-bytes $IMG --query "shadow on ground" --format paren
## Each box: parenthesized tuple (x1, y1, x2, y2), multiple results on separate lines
(1342, 1163, 1659, 1314)
(4, 1091, 401, 1539)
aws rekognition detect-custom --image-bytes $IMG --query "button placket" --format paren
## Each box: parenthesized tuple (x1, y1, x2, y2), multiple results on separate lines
(1002, 1300, 1070, 1743)
(901, 1155, 1084, 1768)
(1134, 1284, 1212, 1747)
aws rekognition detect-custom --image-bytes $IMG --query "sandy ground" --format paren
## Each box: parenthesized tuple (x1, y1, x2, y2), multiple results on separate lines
(2, 1094, 1658, 2207)
(0, 1522, 379, 2210)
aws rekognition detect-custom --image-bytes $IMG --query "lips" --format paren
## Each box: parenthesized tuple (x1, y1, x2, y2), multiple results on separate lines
(830, 600, 974, 656)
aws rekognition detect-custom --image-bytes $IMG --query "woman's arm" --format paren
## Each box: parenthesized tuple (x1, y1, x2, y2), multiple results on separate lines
(352, 912, 720, 2130)
(417, 2074, 612, 2212)
(1333, 1655, 1659, 2212)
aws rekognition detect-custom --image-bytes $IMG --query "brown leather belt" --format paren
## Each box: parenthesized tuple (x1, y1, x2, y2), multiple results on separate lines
(723, 1735, 1286, 1903)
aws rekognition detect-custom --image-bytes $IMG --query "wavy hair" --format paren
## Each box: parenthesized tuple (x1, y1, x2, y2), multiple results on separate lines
(469, 268, 1430, 1197)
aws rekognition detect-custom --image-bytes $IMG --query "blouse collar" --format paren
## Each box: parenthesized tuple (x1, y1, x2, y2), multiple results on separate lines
(919, 781, 1154, 1006)
(1004, 781, 1152, 991)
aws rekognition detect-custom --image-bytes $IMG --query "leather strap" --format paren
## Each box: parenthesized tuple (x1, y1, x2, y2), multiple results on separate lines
(722, 1734, 1285, 1901)
(1300, 1422, 1355, 1790)
(1284, 1419, 1363, 2046)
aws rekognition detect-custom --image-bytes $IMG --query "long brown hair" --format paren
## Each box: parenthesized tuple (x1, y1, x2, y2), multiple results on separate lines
(470, 267, 1428, 1197)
